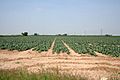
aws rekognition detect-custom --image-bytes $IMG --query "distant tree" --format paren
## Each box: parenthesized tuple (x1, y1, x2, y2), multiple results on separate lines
(105, 34, 112, 37)
(21, 32, 28, 36)
(34, 33, 39, 36)
(58, 34, 61, 36)
(63, 34, 67, 36)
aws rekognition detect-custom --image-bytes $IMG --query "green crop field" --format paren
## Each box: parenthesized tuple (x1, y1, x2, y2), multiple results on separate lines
(53, 37, 70, 54)
(62, 36, 120, 57)
(0, 35, 120, 57)
(0, 36, 54, 52)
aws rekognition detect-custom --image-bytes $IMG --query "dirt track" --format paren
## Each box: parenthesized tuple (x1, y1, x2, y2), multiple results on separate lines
(0, 41, 120, 80)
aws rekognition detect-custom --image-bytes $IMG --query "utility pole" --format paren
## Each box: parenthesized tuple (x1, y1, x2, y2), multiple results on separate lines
(100, 28, 103, 35)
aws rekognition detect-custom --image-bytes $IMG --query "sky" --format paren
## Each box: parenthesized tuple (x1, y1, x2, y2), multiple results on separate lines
(0, 0, 120, 35)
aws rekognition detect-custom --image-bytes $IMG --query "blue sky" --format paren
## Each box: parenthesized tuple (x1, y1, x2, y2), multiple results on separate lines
(0, 0, 120, 35)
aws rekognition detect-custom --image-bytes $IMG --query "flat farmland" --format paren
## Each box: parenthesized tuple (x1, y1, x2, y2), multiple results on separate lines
(0, 36, 120, 80)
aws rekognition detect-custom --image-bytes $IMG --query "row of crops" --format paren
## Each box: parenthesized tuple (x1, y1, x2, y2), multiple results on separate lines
(0, 36, 120, 57)
(0, 36, 70, 54)
(0, 36, 54, 52)
(62, 36, 120, 57)
(53, 38, 70, 54)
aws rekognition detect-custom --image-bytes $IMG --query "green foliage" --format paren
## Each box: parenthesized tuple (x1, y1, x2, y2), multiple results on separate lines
(0, 36, 120, 57)
(53, 37, 70, 54)
(0, 69, 87, 80)
(63, 36, 120, 57)
(21, 32, 28, 36)
(0, 36, 54, 52)
(34, 33, 39, 36)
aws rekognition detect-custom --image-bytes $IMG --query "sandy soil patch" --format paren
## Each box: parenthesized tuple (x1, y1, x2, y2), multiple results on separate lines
(0, 49, 120, 80)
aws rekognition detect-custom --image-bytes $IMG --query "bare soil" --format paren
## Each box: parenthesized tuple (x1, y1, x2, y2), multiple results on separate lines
(0, 41, 120, 80)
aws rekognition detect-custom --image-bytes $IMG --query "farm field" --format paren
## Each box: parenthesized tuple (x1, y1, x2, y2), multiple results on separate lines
(0, 36, 120, 57)
(63, 36, 120, 57)
(0, 36, 120, 80)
